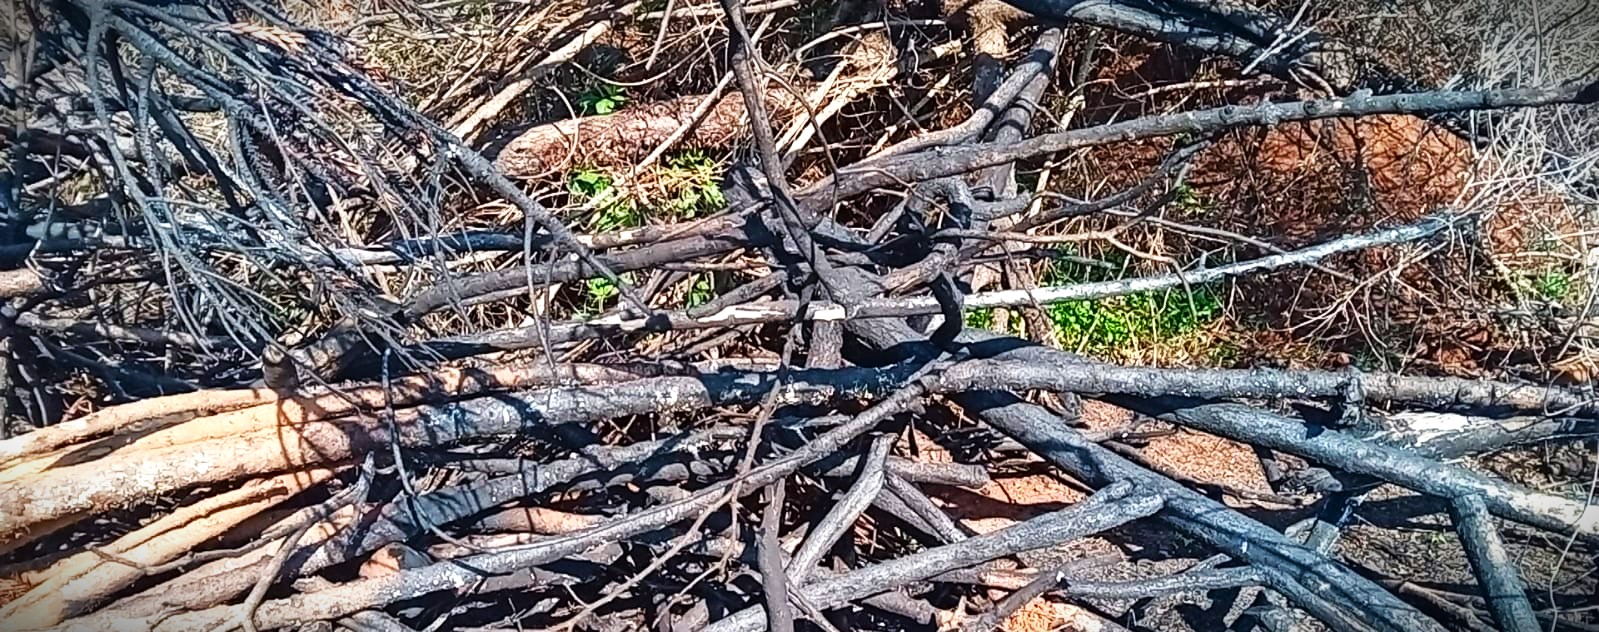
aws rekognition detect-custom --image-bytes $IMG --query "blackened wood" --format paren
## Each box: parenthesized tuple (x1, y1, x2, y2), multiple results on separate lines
(701, 483, 1162, 632)
(806, 82, 1599, 204)
(993, 0, 1312, 78)
(814, 456, 990, 488)
(758, 479, 795, 632)
(938, 357, 1599, 419)
(956, 388, 1422, 632)
(1118, 396, 1599, 542)
(975, 28, 1064, 200)
(120, 380, 936, 631)
(883, 473, 970, 544)
(791, 436, 893, 581)
(1449, 494, 1539, 632)
(847, 322, 1446, 632)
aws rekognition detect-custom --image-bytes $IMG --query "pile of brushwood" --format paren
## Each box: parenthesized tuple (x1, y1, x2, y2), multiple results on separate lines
(2, 0, 1597, 630)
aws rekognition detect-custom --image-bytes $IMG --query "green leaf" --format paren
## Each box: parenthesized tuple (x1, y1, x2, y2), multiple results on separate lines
(685, 275, 715, 308)
(569, 168, 613, 197)
(965, 308, 995, 330)
(579, 84, 628, 116)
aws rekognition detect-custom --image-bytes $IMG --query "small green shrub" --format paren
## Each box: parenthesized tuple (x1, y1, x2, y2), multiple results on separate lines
(586, 277, 618, 304)
(1533, 270, 1572, 301)
(965, 308, 995, 330)
(1172, 183, 1211, 217)
(658, 151, 726, 218)
(569, 167, 612, 197)
(581, 274, 635, 316)
(568, 168, 642, 232)
(568, 152, 724, 232)
(578, 83, 627, 115)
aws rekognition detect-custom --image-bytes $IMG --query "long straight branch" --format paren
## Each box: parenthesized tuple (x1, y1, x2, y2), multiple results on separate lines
(806, 82, 1599, 204)
(427, 212, 1457, 356)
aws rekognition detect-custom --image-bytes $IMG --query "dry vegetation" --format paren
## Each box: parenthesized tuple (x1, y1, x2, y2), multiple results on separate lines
(2, 0, 1598, 630)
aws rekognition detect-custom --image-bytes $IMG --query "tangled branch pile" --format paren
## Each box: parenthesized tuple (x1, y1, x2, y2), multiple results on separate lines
(3, 0, 1598, 630)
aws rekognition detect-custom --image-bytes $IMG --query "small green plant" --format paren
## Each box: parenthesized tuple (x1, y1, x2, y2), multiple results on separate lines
(685, 275, 716, 308)
(1533, 270, 1572, 302)
(569, 167, 612, 197)
(586, 277, 618, 304)
(965, 308, 995, 330)
(582, 274, 636, 316)
(569, 167, 642, 232)
(658, 151, 726, 218)
(569, 153, 724, 232)
(578, 83, 627, 115)
(592, 201, 642, 233)
(1172, 183, 1210, 216)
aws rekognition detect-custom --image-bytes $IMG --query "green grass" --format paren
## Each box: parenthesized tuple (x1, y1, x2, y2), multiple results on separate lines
(1045, 288, 1223, 353)
(1041, 253, 1224, 357)
(958, 252, 1227, 360)
(962, 307, 1029, 337)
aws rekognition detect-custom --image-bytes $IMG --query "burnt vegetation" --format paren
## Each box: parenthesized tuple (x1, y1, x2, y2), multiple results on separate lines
(1, 0, 1598, 631)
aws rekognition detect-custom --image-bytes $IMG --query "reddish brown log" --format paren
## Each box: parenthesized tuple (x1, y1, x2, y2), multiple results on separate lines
(491, 90, 801, 178)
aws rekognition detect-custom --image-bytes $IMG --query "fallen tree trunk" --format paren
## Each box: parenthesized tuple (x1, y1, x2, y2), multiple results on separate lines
(490, 90, 802, 178)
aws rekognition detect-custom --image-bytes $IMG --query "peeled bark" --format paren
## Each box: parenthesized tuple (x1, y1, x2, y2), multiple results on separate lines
(0, 469, 337, 628)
